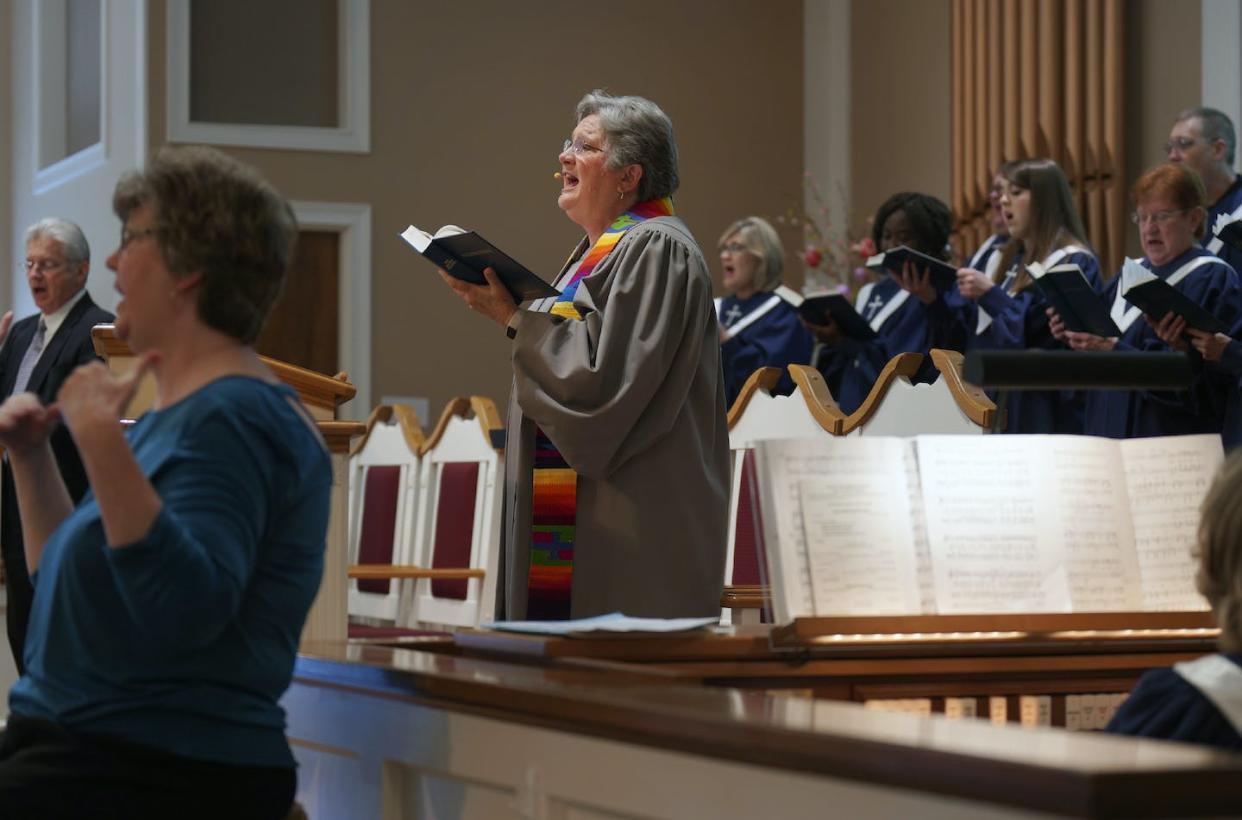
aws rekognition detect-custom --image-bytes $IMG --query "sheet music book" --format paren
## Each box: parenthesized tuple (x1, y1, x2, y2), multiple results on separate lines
(865, 246, 958, 292)
(400, 224, 560, 303)
(755, 434, 1222, 622)
(1028, 262, 1121, 337)
(774, 286, 877, 341)
(1120, 259, 1227, 333)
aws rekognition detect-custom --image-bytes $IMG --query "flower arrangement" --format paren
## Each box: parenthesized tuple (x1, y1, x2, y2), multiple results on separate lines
(775, 173, 875, 302)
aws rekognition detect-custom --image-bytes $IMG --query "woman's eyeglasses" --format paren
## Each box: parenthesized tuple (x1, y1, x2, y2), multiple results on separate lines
(1130, 209, 1189, 225)
(562, 138, 604, 157)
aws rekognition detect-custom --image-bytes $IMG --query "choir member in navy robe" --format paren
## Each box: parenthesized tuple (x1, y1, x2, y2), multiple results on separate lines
(808, 192, 956, 414)
(963, 161, 1016, 272)
(1054, 164, 1242, 439)
(715, 216, 812, 407)
(955, 159, 1101, 433)
(1106, 453, 1242, 752)
(1167, 107, 1242, 273)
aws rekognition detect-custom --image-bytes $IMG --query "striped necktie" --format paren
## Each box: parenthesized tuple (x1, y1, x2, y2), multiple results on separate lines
(12, 319, 46, 395)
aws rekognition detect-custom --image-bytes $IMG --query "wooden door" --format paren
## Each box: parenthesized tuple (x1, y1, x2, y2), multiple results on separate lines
(257, 229, 339, 374)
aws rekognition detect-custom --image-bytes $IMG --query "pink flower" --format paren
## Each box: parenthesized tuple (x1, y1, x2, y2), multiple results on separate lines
(852, 266, 868, 281)
(852, 237, 877, 258)
(803, 247, 824, 268)
(835, 283, 850, 295)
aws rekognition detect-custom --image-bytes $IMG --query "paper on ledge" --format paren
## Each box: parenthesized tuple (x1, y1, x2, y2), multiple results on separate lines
(481, 612, 719, 637)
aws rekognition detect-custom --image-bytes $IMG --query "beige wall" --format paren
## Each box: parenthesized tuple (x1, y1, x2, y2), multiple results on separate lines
(147, 0, 804, 421)
(1124, 0, 1201, 260)
(849, 0, 952, 239)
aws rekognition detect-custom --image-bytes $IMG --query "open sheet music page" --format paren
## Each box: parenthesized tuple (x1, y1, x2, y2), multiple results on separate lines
(1120, 435, 1221, 611)
(797, 438, 921, 615)
(902, 443, 936, 613)
(917, 436, 1072, 613)
(1040, 436, 1142, 611)
(754, 441, 820, 622)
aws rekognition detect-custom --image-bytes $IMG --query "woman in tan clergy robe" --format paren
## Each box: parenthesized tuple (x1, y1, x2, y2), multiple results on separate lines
(438, 90, 729, 620)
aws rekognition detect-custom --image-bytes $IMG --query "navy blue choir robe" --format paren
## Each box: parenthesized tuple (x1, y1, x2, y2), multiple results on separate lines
(1206, 174, 1242, 275)
(718, 291, 813, 408)
(1084, 247, 1241, 439)
(813, 276, 953, 414)
(960, 247, 1101, 433)
(1106, 653, 1242, 753)
(966, 232, 1008, 271)
(1212, 329, 1242, 450)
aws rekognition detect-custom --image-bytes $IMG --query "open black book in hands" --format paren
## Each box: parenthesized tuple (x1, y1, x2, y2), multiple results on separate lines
(1119, 258, 1227, 334)
(1213, 211, 1242, 253)
(774, 285, 877, 341)
(1028, 261, 1121, 337)
(401, 224, 560, 303)
(865, 246, 958, 292)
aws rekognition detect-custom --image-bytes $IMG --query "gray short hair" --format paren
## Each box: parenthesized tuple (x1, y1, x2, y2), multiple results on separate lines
(575, 90, 679, 202)
(1178, 106, 1237, 166)
(719, 216, 784, 292)
(24, 217, 90, 265)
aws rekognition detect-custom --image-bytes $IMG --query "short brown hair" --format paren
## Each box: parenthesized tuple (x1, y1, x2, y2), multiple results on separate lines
(1196, 452, 1242, 652)
(1132, 163, 1208, 240)
(112, 146, 297, 344)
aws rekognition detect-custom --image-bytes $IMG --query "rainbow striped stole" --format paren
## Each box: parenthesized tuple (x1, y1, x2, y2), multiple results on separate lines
(527, 197, 674, 619)
(549, 198, 675, 320)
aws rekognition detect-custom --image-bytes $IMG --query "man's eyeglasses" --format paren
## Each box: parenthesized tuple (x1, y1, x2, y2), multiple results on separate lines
(23, 259, 68, 275)
(1164, 136, 1202, 154)
(562, 138, 605, 157)
(1131, 209, 1189, 225)
(119, 227, 158, 251)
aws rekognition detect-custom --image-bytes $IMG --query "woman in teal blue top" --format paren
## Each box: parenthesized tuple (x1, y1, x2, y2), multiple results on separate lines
(0, 147, 330, 819)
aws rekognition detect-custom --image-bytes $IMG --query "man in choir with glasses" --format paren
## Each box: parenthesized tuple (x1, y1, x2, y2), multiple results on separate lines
(1, 218, 112, 671)
(1167, 107, 1242, 270)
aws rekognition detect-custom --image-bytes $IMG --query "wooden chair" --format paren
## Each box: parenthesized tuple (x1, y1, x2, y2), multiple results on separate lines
(406, 396, 504, 630)
(345, 405, 425, 637)
(842, 349, 1000, 436)
(722, 368, 844, 624)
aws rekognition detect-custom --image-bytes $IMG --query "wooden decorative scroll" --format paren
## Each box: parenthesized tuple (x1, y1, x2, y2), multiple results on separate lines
(786, 365, 847, 436)
(950, 0, 1125, 276)
(838, 352, 924, 435)
(421, 395, 503, 455)
(928, 348, 1000, 429)
(90, 323, 357, 420)
(350, 404, 425, 457)
(726, 367, 783, 430)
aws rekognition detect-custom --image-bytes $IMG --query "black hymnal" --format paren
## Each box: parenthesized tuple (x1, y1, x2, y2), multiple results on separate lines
(774, 286, 877, 341)
(400, 224, 560, 303)
(1213, 212, 1242, 253)
(1120, 260, 1227, 334)
(865, 246, 958, 292)
(1029, 262, 1121, 337)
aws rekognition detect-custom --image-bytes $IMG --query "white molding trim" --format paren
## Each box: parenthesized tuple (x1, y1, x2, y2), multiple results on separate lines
(1202, 0, 1242, 172)
(290, 201, 372, 421)
(803, 0, 850, 288)
(166, 0, 370, 154)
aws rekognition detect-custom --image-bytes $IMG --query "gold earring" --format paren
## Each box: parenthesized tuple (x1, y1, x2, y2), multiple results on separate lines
(617, 188, 625, 201)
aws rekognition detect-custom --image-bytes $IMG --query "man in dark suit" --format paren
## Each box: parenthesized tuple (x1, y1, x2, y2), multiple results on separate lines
(2, 218, 114, 671)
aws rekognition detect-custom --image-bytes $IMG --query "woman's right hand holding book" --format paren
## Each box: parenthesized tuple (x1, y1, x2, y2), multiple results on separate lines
(956, 267, 992, 300)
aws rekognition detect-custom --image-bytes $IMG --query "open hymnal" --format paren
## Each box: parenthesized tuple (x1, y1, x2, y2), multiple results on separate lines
(773, 285, 877, 341)
(400, 224, 560, 303)
(866, 246, 958, 292)
(1028, 262, 1121, 337)
(1213, 211, 1242, 253)
(754, 434, 1222, 623)
(1119, 258, 1227, 333)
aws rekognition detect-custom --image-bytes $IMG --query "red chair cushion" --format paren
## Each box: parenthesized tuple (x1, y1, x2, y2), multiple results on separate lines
(429, 462, 480, 600)
(356, 465, 401, 595)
